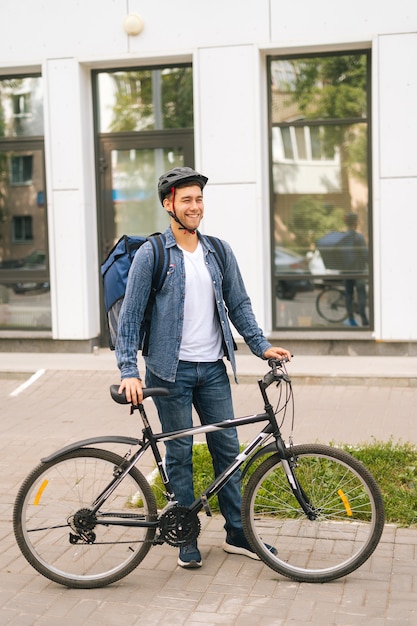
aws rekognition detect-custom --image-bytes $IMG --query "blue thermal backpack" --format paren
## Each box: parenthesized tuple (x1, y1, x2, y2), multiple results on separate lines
(101, 233, 226, 352)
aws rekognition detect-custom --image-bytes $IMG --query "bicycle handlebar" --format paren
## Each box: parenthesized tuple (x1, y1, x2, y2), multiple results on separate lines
(110, 357, 292, 405)
(262, 357, 292, 388)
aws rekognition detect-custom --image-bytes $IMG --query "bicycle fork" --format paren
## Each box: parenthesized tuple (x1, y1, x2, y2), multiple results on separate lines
(258, 376, 318, 521)
(275, 437, 318, 520)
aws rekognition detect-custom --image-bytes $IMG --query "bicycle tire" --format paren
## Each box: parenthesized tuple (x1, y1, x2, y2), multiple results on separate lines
(13, 448, 157, 588)
(316, 287, 347, 323)
(242, 444, 384, 583)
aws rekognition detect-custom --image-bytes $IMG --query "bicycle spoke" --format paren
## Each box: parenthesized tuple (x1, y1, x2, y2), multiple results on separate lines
(14, 449, 157, 588)
(242, 445, 384, 582)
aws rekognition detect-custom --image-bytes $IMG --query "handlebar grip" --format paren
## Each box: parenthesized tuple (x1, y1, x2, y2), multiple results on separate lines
(267, 356, 291, 369)
(110, 385, 169, 405)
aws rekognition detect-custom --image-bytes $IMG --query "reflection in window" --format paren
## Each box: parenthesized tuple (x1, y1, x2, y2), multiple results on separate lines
(13, 216, 33, 242)
(269, 51, 371, 330)
(13, 92, 31, 116)
(0, 76, 43, 137)
(10, 155, 33, 184)
(111, 147, 185, 238)
(97, 65, 193, 132)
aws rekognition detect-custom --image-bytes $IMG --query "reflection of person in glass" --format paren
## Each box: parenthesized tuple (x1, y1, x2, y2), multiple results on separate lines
(343, 213, 369, 326)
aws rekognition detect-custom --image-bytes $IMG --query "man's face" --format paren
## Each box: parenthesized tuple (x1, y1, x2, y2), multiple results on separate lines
(164, 184, 204, 231)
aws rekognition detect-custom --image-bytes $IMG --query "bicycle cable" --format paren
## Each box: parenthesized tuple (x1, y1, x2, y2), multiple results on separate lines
(273, 362, 295, 443)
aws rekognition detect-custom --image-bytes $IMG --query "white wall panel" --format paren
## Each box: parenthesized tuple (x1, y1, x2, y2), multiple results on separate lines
(1, 0, 127, 64)
(127, 0, 269, 51)
(270, 0, 417, 44)
(1, 0, 270, 65)
(378, 178, 417, 340)
(49, 190, 85, 338)
(44, 60, 81, 189)
(197, 46, 257, 184)
(202, 183, 270, 333)
(45, 60, 100, 340)
(378, 33, 417, 178)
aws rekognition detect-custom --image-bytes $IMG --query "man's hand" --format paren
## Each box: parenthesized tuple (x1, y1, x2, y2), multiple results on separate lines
(263, 347, 292, 361)
(118, 377, 144, 405)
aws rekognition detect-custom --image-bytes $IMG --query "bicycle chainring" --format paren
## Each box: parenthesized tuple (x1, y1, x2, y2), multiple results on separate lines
(158, 505, 200, 547)
(69, 508, 97, 543)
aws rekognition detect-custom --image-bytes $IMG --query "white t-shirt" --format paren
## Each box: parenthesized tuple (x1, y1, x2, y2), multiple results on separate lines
(178, 241, 224, 362)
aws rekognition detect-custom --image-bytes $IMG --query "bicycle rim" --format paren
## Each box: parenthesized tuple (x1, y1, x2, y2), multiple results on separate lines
(242, 445, 384, 583)
(13, 448, 157, 588)
(316, 288, 347, 323)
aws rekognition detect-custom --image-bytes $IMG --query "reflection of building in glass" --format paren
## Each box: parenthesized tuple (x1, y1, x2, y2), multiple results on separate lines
(0, 77, 44, 137)
(0, 76, 50, 331)
(270, 54, 369, 256)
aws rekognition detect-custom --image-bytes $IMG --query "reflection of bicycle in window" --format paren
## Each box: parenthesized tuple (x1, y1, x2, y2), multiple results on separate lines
(315, 214, 369, 326)
(316, 280, 368, 325)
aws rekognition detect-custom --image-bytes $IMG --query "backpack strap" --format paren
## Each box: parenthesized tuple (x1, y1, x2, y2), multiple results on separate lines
(205, 235, 238, 351)
(206, 235, 226, 275)
(142, 234, 168, 356)
(149, 233, 168, 290)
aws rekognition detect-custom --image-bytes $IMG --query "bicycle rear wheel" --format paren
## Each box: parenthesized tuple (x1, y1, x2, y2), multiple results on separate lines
(242, 444, 384, 583)
(13, 448, 157, 588)
(316, 287, 347, 323)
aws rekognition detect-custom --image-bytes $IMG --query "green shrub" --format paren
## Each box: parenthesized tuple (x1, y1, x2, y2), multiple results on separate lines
(149, 439, 417, 527)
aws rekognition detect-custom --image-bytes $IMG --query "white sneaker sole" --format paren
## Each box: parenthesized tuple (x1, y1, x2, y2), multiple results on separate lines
(178, 557, 202, 569)
(222, 541, 260, 560)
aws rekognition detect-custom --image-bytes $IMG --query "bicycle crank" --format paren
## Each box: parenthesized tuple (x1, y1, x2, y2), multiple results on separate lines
(158, 505, 200, 547)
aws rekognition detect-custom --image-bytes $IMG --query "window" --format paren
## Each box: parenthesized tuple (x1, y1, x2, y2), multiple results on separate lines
(97, 65, 193, 133)
(0, 76, 43, 137)
(10, 155, 33, 184)
(269, 51, 371, 330)
(0, 74, 50, 331)
(13, 92, 31, 117)
(13, 216, 33, 242)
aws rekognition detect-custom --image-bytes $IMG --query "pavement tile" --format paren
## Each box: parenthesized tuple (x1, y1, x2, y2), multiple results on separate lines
(1, 361, 417, 624)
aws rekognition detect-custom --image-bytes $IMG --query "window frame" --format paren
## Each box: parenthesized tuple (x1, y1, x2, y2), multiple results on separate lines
(267, 49, 373, 331)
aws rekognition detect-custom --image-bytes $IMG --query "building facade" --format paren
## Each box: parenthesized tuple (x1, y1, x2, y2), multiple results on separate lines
(0, 0, 416, 354)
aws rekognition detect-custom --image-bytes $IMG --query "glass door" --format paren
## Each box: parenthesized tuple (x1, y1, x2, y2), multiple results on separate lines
(98, 132, 194, 257)
(97, 132, 194, 345)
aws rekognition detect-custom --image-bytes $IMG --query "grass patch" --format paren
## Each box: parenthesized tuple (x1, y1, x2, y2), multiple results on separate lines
(150, 439, 417, 527)
(340, 439, 417, 527)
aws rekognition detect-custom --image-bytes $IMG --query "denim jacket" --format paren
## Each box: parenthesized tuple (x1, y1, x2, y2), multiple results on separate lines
(116, 227, 272, 382)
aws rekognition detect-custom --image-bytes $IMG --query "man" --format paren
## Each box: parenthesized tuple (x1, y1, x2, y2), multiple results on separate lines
(116, 166, 291, 568)
(342, 212, 369, 327)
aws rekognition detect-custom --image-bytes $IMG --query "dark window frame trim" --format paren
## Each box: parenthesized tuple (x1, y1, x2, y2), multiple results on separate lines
(267, 49, 373, 332)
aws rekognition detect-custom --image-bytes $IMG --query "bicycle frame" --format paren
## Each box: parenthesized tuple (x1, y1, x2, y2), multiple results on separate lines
(40, 367, 311, 529)
(14, 357, 385, 588)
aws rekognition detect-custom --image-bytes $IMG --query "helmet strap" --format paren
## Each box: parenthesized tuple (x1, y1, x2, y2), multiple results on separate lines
(168, 186, 196, 235)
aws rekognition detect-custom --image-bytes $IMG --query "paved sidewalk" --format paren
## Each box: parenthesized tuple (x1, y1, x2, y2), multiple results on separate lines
(0, 353, 416, 625)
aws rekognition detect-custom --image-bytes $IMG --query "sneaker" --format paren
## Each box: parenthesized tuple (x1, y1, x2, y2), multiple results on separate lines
(178, 542, 202, 569)
(344, 318, 358, 327)
(222, 531, 277, 560)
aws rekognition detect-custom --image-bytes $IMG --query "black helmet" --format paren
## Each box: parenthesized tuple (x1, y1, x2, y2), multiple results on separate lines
(157, 167, 208, 204)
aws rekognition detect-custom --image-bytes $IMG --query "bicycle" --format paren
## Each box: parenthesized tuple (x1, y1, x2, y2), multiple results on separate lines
(13, 358, 384, 589)
(316, 283, 347, 323)
(316, 279, 368, 324)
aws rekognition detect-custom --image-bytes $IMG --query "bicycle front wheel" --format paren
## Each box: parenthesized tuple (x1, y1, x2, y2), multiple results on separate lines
(13, 448, 157, 588)
(316, 287, 347, 323)
(242, 444, 384, 583)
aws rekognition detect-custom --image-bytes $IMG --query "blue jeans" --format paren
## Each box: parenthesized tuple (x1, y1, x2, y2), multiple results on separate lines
(145, 360, 243, 535)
